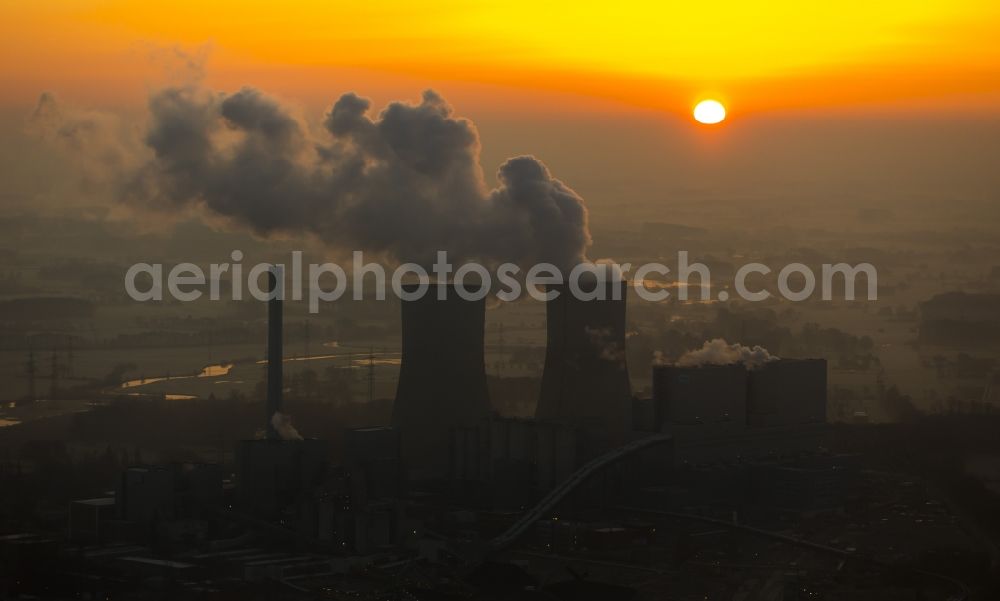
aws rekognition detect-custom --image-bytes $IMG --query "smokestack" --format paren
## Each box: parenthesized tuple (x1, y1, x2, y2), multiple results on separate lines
(536, 280, 631, 452)
(266, 266, 283, 440)
(392, 283, 490, 479)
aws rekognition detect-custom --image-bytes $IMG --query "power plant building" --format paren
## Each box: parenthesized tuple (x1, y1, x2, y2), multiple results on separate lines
(235, 438, 331, 519)
(344, 426, 403, 503)
(652, 364, 748, 426)
(451, 417, 578, 498)
(650, 357, 829, 464)
(747, 359, 828, 426)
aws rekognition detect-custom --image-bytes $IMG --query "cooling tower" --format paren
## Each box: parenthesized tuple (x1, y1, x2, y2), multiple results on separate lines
(536, 280, 632, 452)
(392, 283, 490, 479)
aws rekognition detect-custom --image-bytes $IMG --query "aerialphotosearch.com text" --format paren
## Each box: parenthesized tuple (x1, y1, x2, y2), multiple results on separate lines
(124, 250, 878, 313)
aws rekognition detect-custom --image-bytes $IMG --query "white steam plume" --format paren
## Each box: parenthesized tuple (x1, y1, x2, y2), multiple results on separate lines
(270, 412, 304, 441)
(676, 338, 778, 370)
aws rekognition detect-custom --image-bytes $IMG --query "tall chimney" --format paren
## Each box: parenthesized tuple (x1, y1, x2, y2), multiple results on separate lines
(392, 283, 490, 479)
(536, 280, 631, 453)
(266, 266, 283, 440)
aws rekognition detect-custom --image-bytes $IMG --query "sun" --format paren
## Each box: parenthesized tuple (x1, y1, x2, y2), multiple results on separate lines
(693, 99, 726, 124)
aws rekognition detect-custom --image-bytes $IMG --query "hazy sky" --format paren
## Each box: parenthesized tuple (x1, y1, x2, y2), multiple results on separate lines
(1, 1, 998, 239)
(3, 1, 999, 115)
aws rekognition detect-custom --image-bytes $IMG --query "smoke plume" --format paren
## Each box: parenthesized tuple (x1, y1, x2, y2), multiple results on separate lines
(29, 92, 145, 189)
(676, 338, 778, 370)
(270, 411, 303, 441)
(111, 85, 592, 268)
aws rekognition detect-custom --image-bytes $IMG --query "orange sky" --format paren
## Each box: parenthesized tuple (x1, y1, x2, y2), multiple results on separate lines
(2, 1, 1000, 116)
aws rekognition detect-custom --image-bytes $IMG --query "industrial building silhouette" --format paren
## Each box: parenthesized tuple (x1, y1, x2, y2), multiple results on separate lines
(225, 270, 830, 526)
(43, 270, 837, 598)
